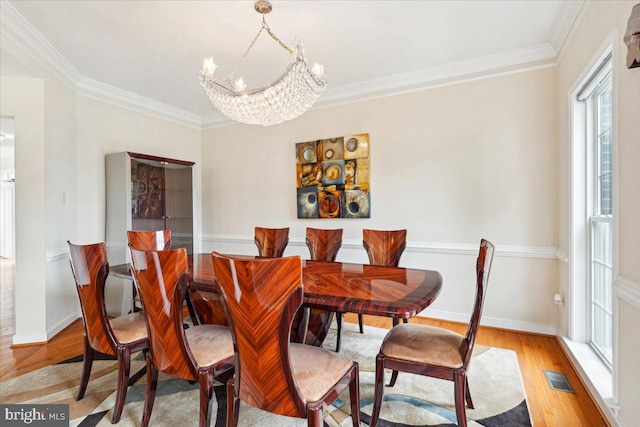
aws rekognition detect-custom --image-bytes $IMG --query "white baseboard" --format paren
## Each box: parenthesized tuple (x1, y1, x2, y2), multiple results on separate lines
(558, 336, 622, 427)
(420, 309, 558, 335)
(11, 312, 80, 345)
(12, 332, 48, 345)
(47, 311, 81, 340)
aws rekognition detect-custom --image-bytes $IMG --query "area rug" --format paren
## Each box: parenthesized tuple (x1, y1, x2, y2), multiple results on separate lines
(0, 323, 532, 426)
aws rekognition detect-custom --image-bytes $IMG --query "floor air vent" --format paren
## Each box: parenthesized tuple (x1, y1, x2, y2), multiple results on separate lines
(543, 370, 576, 393)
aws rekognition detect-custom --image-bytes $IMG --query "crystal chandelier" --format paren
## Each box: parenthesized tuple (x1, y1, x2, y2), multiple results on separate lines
(199, 1, 327, 126)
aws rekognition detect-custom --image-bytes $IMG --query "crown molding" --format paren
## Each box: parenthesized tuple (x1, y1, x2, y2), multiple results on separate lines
(317, 44, 557, 108)
(201, 111, 233, 129)
(553, 0, 590, 62)
(0, 0, 81, 90)
(77, 78, 203, 129)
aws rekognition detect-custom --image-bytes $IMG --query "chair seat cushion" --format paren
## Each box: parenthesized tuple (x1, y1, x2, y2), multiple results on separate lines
(110, 312, 148, 344)
(290, 343, 353, 403)
(185, 324, 234, 368)
(380, 323, 465, 369)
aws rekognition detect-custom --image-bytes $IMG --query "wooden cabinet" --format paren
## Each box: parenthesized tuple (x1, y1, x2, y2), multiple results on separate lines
(106, 152, 195, 265)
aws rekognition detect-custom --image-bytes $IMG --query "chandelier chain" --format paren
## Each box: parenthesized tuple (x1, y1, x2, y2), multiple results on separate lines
(229, 16, 292, 83)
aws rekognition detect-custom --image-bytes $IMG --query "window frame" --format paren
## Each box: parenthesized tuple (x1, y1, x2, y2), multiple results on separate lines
(582, 60, 614, 368)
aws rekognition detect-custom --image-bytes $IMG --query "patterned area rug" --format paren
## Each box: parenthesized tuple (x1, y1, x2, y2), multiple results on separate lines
(0, 323, 532, 426)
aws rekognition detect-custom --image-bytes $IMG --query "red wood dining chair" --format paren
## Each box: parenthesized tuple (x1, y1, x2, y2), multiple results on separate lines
(369, 239, 495, 427)
(212, 252, 361, 427)
(127, 229, 227, 326)
(305, 227, 346, 352)
(130, 247, 234, 427)
(363, 229, 408, 327)
(127, 229, 171, 251)
(67, 241, 149, 424)
(254, 226, 289, 257)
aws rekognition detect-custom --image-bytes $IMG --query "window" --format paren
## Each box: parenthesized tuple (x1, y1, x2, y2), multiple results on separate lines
(579, 57, 613, 366)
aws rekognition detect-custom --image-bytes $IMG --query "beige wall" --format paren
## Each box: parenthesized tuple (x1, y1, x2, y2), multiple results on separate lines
(75, 97, 202, 244)
(557, 1, 640, 426)
(201, 67, 560, 332)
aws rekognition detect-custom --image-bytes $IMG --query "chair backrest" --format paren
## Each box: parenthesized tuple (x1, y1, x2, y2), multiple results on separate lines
(461, 239, 495, 369)
(212, 253, 305, 417)
(67, 241, 116, 355)
(254, 227, 289, 257)
(362, 229, 407, 267)
(127, 229, 171, 250)
(305, 227, 343, 261)
(130, 247, 197, 380)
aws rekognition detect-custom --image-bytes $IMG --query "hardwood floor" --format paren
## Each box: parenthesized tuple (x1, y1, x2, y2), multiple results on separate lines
(0, 311, 608, 426)
(345, 313, 609, 427)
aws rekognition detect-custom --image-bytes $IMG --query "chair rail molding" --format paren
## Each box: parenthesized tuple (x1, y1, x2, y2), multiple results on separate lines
(613, 276, 640, 311)
(47, 246, 68, 263)
(200, 234, 562, 260)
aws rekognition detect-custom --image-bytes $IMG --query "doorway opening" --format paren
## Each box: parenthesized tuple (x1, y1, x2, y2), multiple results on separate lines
(0, 116, 16, 337)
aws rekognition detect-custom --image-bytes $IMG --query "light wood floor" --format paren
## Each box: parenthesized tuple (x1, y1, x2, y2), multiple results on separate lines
(0, 309, 609, 426)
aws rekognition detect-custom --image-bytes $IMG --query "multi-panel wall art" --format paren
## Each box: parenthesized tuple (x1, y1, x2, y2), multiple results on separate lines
(296, 134, 370, 219)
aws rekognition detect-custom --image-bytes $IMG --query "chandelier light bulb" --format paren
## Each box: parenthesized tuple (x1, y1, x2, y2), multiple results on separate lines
(234, 78, 247, 92)
(312, 63, 325, 78)
(202, 57, 217, 76)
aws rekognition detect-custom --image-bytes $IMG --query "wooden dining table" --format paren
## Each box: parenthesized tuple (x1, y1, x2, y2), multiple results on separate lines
(111, 253, 443, 347)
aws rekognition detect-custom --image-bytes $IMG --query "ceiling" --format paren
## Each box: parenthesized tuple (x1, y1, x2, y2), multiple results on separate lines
(2, 1, 584, 127)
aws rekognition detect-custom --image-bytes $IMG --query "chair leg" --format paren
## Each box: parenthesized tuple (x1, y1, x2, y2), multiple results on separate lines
(77, 335, 94, 400)
(465, 377, 474, 409)
(307, 406, 323, 427)
(335, 312, 343, 352)
(112, 346, 131, 423)
(141, 353, 158, 427)
(388, 370, 399, 387)
(226, 378, 240, 427)
(358, 313, 364, 333)
(370, 354, 386, 427)
(349, 363, 361, 427)
(453, 371, 468, 427)
(198, 369, 214, 427)
(186, 292, 201, 326)
(392, 318, 399, 327)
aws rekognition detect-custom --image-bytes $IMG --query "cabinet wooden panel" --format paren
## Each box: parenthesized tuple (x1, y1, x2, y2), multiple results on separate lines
(106, 152, 195, 265)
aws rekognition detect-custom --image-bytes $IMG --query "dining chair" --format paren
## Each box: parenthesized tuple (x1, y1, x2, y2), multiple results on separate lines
(305, 227, 346, 352)
(254, 226, 289, 257)
(369, 239, 495, 427)
(363, 228, 408, 327)
(127, 230, 227, 326)
(67, 241, 149, 424)
(211, 252, 361, 427)
(126, 230, 170, 312)
(130, 247, 234, 427)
